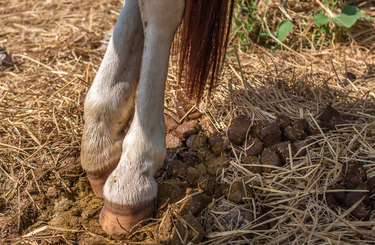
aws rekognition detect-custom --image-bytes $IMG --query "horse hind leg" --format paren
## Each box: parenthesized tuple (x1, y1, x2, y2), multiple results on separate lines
(81, 0, 144, 197)
(99, 0, 185, 235)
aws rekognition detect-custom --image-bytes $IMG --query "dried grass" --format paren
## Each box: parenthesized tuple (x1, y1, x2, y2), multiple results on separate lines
(1, 0, 375, 244)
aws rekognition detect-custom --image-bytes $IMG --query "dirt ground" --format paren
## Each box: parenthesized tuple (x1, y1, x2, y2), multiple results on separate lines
(1, 0, 375, 244)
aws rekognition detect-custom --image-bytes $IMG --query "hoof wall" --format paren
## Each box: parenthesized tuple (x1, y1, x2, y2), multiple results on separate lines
(86, 164, 118, 198)
(99, 200, 154, 235)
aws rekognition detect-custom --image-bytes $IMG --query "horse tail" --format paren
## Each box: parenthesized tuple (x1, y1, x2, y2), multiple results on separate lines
(174, 0, 235, 101)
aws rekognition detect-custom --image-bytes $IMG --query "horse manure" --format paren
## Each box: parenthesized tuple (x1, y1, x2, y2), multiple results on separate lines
(261, 123, 282, 147)
(275, 114, 292, 130)
(243, 138, 263, 156)
(223, 180, 253, 204)
(242, 156, 262, 174)
(260, 148, 281, 173)
(227, 115, 251, 145)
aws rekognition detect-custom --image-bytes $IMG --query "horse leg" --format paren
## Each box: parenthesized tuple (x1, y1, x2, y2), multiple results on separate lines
(99, 0, 185, 234)
(81, 0, 144, 197)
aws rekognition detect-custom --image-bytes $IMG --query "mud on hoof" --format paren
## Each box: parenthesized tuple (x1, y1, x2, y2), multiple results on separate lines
(99, 199, 154, 235)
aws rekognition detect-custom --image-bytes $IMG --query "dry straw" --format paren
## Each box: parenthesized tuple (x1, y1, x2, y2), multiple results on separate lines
(0, 0, 374, 244)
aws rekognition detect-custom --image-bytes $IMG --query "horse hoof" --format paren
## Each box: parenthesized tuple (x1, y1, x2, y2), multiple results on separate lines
(99, 200, 154, 235)
(86, 164, 118, 197)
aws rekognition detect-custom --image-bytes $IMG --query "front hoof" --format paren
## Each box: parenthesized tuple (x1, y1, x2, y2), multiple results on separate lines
(86, 164, 118, 197)
(99, 200, 154, 235)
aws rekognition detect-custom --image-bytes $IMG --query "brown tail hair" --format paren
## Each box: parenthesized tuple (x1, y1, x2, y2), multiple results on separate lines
(174, 0, 235, 102)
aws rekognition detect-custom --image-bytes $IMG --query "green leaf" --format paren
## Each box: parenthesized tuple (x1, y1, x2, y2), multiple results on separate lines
(265, 0, 269, 6)
(276, 20, 293, 42)
(366, 16, 372, 21)
(341, 5, 359, 15)
(313, 13, 330, 26)
(313, 6, 365, 28)
(331, 6, 365, 28)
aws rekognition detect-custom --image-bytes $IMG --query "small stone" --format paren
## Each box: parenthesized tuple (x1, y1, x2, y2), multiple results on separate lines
(227, 115, 251, 145)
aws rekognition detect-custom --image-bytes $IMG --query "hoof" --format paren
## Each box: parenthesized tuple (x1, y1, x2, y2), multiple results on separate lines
(99, 200, 154, 235)
(86, 164, 118, 197)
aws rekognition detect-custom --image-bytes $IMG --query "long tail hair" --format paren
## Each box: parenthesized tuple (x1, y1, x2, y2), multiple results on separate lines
(174, 0, 235, 102)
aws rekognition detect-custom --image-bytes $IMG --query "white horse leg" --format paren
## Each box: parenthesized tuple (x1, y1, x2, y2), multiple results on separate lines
(81, 0, 144, 197)
(99, 0, 185, 234)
